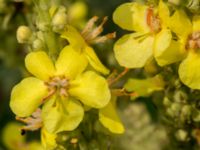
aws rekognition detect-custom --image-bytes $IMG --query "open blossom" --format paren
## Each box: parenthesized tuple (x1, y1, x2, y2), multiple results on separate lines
(10, 45, 110, 134)
(175, 15, 200, 89)
(112, 0, 189, 68)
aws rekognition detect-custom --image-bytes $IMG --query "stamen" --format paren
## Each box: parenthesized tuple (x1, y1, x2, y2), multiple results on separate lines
(45, 76, 69, 98)
(81, 16, 115, 44)
(186, 31, 200, 50)
(81, 16, 99, 36)
(146, 7, 161, 33)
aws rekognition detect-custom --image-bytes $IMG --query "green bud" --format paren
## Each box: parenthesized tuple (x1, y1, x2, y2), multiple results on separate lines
(192, 108, 200, 122)
(181, 105, 192, 116)
(187, 0, 200, 13)
(163, 97, 172, 107)
(170, 103, 182, 116)
(16, 26, 32, 43)
(174, 90, 187, 103)
(168, 0, 181, 5)
(175, 129, 188, 141)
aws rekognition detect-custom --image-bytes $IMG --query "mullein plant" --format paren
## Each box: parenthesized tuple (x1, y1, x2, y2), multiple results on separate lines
(9, 0, 127, 149)
(8, 0, 200, 149)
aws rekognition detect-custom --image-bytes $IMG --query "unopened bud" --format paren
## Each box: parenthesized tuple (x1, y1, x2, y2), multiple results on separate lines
(175, 129, 188, 141)
(163, 97, 172, 107)
(168, 0, 181, 5)
(32, 39, 44, 50)
(52, 6, 67, 32)
(187, 0, 200, 13)
(16, 26, 32, 43)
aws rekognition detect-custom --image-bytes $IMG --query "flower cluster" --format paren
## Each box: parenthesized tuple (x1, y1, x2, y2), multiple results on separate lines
(113, 0, 200, 90)
(10, 4, 124, 149)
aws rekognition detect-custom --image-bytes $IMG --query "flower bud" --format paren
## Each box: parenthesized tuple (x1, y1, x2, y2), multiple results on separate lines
(168, 0, 181, 5)
(52, 6, 67, 32)
(163, 97, 172, 107)
(187, 0, 200, 13)
(32, 39, 44, 50)
(175, 129, 188, 141)
(16, 26, 32, 43)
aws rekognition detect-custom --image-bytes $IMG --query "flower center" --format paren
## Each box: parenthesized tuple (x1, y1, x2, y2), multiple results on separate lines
(186, 31, 200, 50)
(146, 7, 161, 33)
(45, 76, 69, 97)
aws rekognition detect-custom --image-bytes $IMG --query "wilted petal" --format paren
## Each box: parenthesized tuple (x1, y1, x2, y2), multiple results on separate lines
(69, 71, 110, 108)
(114, 33, 154, 68)
(179, 51, 200, 89)
(154, 28, 186, 66)
(99, 97, 124, 134)
(85, 46, 109, 75)
(10, 77, 48, 117)
(55, 46, 88, 79)
(25, 51, 55, 81)
(42, 97, 84, 133)
(113, 2, 149, 32)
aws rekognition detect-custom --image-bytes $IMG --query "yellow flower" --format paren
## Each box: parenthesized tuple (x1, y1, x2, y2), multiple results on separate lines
(61, 16, 114, 75)
(178, 15, 200, 89)
(10, 45, 111, 134)
(113, 0, 188, 68)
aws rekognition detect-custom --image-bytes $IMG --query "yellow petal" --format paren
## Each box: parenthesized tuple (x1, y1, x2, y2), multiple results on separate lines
(158, 0, 170, 27)
(69, 71, 110, 108)
(55, 45, 88, 79)
(2, 122, 26, 150)
(61, 25, 86, 50)
(99, 96, 124, 134)
(42, 97, 84, 133)
(114, 33, 154, 68)
(25, 51, 55, 81)
(41, 127, 57, 150)
(154, 28, 186, 66)
(179, 51, 200, 89)
(10, 77, 48, 117)
(84, 46, 109, 75)
(113, 2, 149, 32)
(192, 15, 200, 32)
(168, 9, 192, 37)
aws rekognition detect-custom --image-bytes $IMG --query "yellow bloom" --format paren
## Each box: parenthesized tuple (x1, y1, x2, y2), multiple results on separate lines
(10, 45, 111, 134)
(113, 0, 187, 68)
(178, 15, 200, 89)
